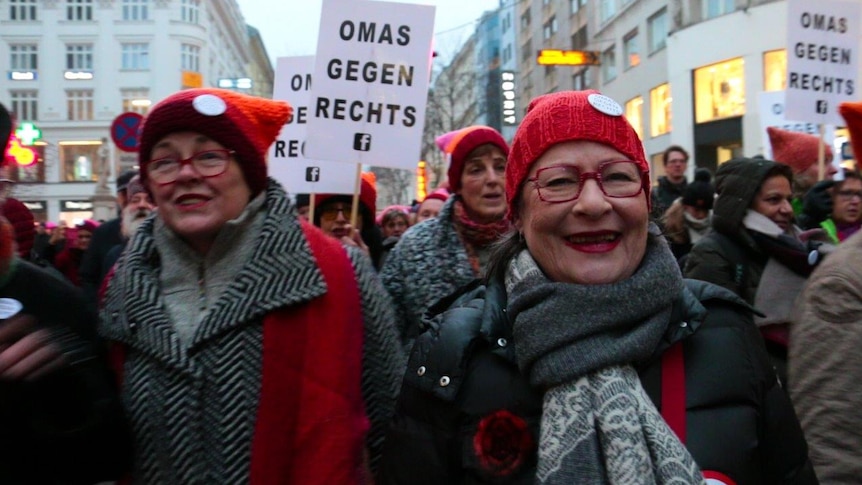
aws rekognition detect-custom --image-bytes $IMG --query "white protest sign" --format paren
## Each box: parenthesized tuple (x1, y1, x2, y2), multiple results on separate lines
(268, 56, 356, 195)
(785, 0, 861, 125)
(304, 0, 435, 170)
(758, 91, 836, 154)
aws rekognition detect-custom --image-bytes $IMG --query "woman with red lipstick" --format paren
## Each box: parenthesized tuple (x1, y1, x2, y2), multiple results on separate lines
(98, 88, 404, 483)
(684, 157, 832, 385)
(382, 91, 816, 484)
(380, 125, 511, 350)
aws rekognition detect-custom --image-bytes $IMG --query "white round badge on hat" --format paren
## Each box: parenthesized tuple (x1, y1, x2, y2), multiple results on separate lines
(0, 298, 23, 319)
(192, 94, 227, 116)
(587, 93, 623, 117)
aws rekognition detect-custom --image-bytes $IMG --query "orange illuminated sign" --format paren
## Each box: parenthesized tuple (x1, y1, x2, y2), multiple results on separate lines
(182, 71, 203, 88)
(536, 49, 600, 66)
(416, 161, 428, 200)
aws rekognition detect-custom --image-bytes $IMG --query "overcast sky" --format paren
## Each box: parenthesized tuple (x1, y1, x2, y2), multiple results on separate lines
(236, 0, 501, 65)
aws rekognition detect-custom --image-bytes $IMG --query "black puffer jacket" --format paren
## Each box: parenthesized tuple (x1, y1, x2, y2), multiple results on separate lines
(380, 277, 817, 485)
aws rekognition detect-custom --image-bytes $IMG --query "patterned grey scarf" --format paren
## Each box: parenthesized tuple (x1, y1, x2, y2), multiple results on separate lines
(505, 236, 704, 484)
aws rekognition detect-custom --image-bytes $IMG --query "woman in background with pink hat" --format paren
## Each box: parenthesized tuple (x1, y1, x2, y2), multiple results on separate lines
(99, 88, 403, 483)
(379, 125, 510, 350)
(382, 91, 815, 484)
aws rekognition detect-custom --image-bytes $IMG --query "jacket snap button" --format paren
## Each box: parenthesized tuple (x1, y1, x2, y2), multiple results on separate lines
(417, 366, 426, 376)
(439, 376, 450, 387)
(497, 338, 508, 347)
(680, 321, 688, 328)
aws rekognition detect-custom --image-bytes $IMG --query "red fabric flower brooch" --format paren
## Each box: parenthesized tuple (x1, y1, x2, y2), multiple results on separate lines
(472, 409, 534, 477)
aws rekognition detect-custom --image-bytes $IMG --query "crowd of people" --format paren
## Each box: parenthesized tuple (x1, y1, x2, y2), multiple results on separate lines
(1, 86, 860, 484)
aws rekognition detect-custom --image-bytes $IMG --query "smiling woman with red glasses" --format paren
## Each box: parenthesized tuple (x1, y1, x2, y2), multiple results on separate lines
(381, 90, 816, 485)
(99, 88, 404, 484)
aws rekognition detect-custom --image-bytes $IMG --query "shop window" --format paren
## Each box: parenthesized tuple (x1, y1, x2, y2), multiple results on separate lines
(763, 49, 786, 92)
(60, 141, 101, 182)
(602, 46, 617, 83)
(624, 30, 640, 70)
(648, 8, 668, 54)
(625, 96, 644, 139)
(650, 83, 672, 137)
(694, 57, 745, 123)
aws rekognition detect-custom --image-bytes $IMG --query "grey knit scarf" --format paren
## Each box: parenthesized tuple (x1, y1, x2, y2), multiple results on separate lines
(505, 235, 704, 485)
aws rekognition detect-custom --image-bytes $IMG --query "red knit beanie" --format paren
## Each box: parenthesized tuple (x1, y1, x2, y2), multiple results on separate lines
(445, 126, 509, 192)
(138, 88, 292, 195)
(314, 172, 378, 221)
(766, 126, 833, 174)
(506, 90, 649, 220)
(0, 198, 34, 258)
(839, 101, 862, 164)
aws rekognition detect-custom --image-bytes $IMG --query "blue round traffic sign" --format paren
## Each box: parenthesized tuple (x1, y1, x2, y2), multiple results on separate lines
(110, 112, 144, 153)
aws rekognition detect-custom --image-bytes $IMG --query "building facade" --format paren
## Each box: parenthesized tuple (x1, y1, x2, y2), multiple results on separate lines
(438, 0, 857, 180)
(1, 0, 272, 223)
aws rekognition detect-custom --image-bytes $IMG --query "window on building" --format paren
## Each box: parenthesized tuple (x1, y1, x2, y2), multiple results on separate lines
(626, 97, 644, 139)
(67, 89, 94, 121)
(694, 57, 745, 123)
(66, 0, 93, 21)
(602, 46, 616, 83)
(763, 49, 786, 91)
(122, 0, 149, 20)
(66, 44, 93, 70)
(520, 9, 531, 30)
(650, 83, 672, 136)
(648, 8, 668, 54)
(571, 0, 580, 14)
(502, 12, 511, 33)
(60, 141, 100, 182)
(181, 44, 200, 72)
(522, 38, 533, 62)
(600, 0, 616, 23)
(121, 43, 149, 70)
(543, 16, 558, 40)
(181, 0, 200, 24)
(9, 0, 37, 20)
(623, 30, 640, 70)
(10, 90, 38, 121)
(583, 66, 592, 88)
(502, 44, 512, 64)
(10, 44, 38, 70)
(580, 0, 587, 5)
(571, 26, 588, 50)
(121, 89, 151, 115)
(703, 0, 735, 20)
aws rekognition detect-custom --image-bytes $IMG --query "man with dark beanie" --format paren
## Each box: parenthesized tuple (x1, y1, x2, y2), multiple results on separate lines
(79, 169, 138, 307)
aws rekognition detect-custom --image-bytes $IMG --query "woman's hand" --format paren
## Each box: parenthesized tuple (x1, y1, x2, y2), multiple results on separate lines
(339, 224, 370, 256)
(0, 314, 67, 381)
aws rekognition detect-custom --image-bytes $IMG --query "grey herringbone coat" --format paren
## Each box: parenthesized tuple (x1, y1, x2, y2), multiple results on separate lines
(100, 180, 404, 483)
(380, 196, 477, 349)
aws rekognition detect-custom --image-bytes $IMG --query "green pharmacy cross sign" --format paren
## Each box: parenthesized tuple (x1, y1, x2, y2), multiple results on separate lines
(15, 122, 41, 146)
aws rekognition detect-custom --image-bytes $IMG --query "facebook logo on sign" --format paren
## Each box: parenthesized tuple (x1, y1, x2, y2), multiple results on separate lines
(306, 166, 320, 182)
(353, 133, 372, 151)
(816, 100, 828, 115)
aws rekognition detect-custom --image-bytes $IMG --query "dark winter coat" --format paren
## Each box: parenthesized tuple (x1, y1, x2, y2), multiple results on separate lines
(79, 216, 122, 308)
(0, 259, 132, 484)
(651, 175, 687, 220)
(381, 277, 817, 485)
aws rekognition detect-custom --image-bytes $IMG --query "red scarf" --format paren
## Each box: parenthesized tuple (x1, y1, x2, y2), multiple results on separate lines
(109, 221, 368, 484)
(452, 199, 512, 275)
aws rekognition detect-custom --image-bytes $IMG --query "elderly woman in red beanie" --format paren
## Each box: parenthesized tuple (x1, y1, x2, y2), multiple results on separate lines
(312, 171, 385, 269)
(381, 90, 816, 484)
(380, 125, 510, 349)
(98, 88, 404, 483)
